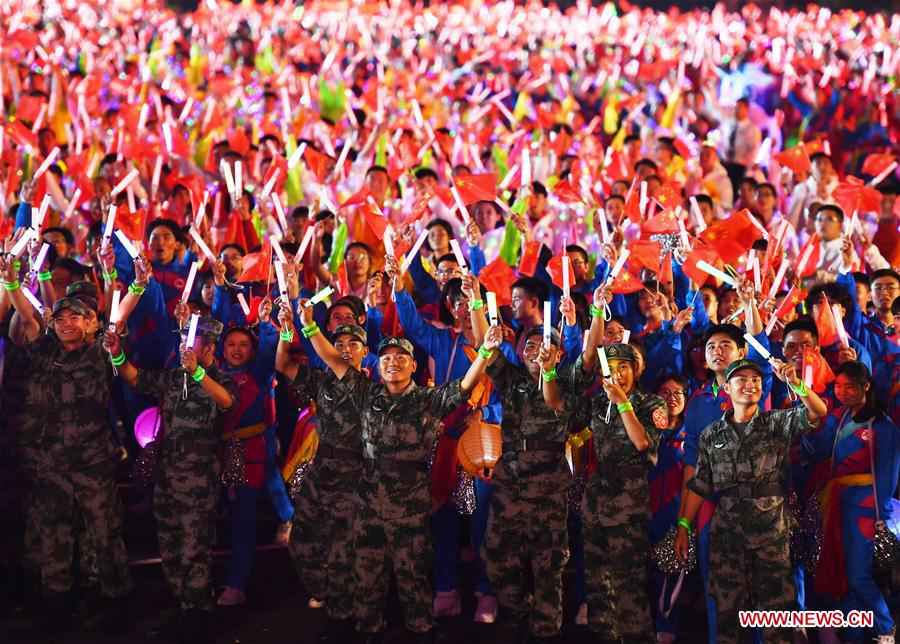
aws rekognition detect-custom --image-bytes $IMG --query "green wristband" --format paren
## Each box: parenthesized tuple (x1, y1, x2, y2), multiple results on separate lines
(542, 367, 558, 382)
(789, 380, 810, 397)
(191, 366, 206, 383)
(102, 269, 118, 282)
(37, 271, 52, 282)
(110, 352, 126, 366)
(477, 345, 493, 360)
(3, 280, 21, 292)
(280, 330, 294, 343)
(590, 304, 604, 318)
(301, 323, 320, 339)
(617, 401, 634, 414)
(468, 299, 484, 311)
(677, 517, 692, 531)
(128, 283, 146, 296)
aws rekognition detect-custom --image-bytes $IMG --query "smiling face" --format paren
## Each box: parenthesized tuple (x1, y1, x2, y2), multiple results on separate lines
(510, 287, 537, 321)
(148, 226, 177, 264)
(604, 320, 625, 345)
(520, 335, 546, 378)
(608, 358, 636, 395)
(724, 368, 763, 406)
(223, 330, 254, 368)
(378, 347, 416, 387)
(427, 225, 451, 257)
(474, 202, 501, 233)
(782, 329, 817, 372)
(52, 309, 88, 345)
(834, 373, 869, 409)
(657, 378, 687, 418)
(334, 333, 367, 369)
(327, 304, 359, 333)
(705, 332, 744, 375)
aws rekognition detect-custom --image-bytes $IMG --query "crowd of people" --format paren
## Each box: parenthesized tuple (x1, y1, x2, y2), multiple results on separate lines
(1, 1, 899, 643)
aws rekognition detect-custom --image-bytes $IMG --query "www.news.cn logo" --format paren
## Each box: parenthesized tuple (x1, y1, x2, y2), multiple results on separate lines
(739, 611, 874, 629)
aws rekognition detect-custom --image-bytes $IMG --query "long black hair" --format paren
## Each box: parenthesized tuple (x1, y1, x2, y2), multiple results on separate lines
(834, 360, 879, 421)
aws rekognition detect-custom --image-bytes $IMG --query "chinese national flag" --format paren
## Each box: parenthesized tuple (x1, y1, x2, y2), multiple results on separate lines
(16, 94, 45, 124)
(228, 128, 251, 157)
(773, 285, 803, 320)
(454, 173, 498, 205)
(117, 208, 147, 243)
(552, 179, 583, 204)
(658, 252, 673, 285)
(610, 269, 644, 294)
(7, 118, 39, 149)
(699, 209, 757, 265)
(862, 153, 895, 178)
(682, 244, 723, 286)
(813, 294, 840, 347)
(222, 212, 249, 253)
(303, 146, 332, 183)
(238, 242, 273, 283)
(546, 254, 576, 291)
(774, 144, 811, 175)
(624, 180, 643, 220)
(477, 257, 517, 306)
(655, 181, 683, 210)
(518, 240, 542, 277)
(628, 240, 663, 273)
(802, 348, 835, 393)
(641, 209, 680, 236)
(833, 177, 882, 215)
(796, 234, 820, 278)
(340, 186, 370, 208)
(361, 203, 389, 240)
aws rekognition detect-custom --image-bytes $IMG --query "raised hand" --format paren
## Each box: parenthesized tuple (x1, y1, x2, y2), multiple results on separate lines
(461, 272, 481, 301)
(173, 300, 191, 329)
(181, 345, 199, 374)
(560, 295, 576, 326)
(601, 376, 628, 404)
(770, 358, 800, 387)
(257, 297, 273, 324)
(277, 300, 294, 330)
(133, 255, 152, 285)
(465, 220, 482, 247)
(212, 260, 227, 286)
(102, 329, 121, 356)
(537, 343, 559, 372)
(483, 324, 504, 351)
(672, 307, 694, 334)
(298, 298, 315, 326)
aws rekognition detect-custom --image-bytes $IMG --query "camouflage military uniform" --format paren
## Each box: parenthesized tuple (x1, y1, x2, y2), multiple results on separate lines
(135, 363, 235, 611)
(337, 366, 466, 635)
(561, 354, 667, 643)
(285, 363, 364, 621)
(688, 406, 813, 644)
(482, 352, 572, 637)
(16, 335, 133, 600)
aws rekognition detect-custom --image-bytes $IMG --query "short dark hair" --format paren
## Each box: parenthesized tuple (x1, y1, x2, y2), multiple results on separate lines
(565, 244, 589, 264)
(53, 257, 91, 280)
(43, 226, 75, 247)
(634, 158, 658, 173)
(327, 296, 366, 324)
(870, 268, 900, 284)
(806, 282, 852, 313)
(145, 218, 184, 244)
(414, 167, 439, 182)
(784, 317, 819, 342)
(810, 152, 831, 164)
(816, 203, 844, 222)
(220, 243, 246, 257)
(345, 241, 372, 258)
(531, 181, 548, 198)
(291, 206, 309, 220)
(511, 276, 548, 304)
(693, 194, 714, 209)
(756, 182, 777, 198)
(435, 253, 459, 266)
(703, 324, 745, 348)
(605, 194, 625, 205)
(365, 165, 388, 178)
(852, 272, 871, 289)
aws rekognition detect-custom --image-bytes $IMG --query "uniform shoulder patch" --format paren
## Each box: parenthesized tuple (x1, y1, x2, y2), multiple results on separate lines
(652, 406, 668, 429)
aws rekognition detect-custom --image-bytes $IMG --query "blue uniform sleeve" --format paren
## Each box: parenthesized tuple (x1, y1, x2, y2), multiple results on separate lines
(396, 289, 442, 355)
(252, 321, 279, 381)
(798, 413, 837, 462)
(14, 202, 31, 230)
(407, 253, 441, 305)
(672, 259, 691, 309)
(112, 235, 136, 285)
(211, 285, 244, 327)
(365, 305, 384, 353)
(640, 321, 684, 389)
(499, 340, 520, 366)
(561, 323, 583, 367)
(835, 272, 865, 341)
(849, 338, 872, 373)
(469, 245, 486, 276)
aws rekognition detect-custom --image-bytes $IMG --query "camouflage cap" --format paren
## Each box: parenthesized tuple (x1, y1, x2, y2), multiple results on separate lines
(377, 336, 414, 357)
(51, 296, 91, 318)
(724, 358, 764, 382)
(523, 325, 561, 347)
(605, 342, 637, 362)
(180, 316, 224, 341)
(66, 280, 99, 301)
(331, 324, 367, 345)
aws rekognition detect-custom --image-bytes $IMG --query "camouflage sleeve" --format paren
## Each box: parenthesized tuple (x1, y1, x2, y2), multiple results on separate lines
(687, 434, 715, 499)
(215, 372, 238, 412)
(134, 367, 171, 400)
(772, 406, 814, 440)
(334, 365, 375, 409)
(428, 378, 466, 418)
(559, 353, 593, 395)
(288, 362, 323, 406)
(636, 393, 668, 460)
(485, 351, 512, 391)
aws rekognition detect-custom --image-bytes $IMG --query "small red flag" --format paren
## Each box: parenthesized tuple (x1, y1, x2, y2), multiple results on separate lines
(546, 254, 576, 291)
(518, 240, 543, 277)
(478, 257, 517, 306)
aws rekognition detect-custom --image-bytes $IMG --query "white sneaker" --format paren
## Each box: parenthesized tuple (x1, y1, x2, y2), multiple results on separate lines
(433, 590, 461, 618)
(575, 602, 587, 626)
(473, 593, 497, 624)
(308, 597, 325, 609)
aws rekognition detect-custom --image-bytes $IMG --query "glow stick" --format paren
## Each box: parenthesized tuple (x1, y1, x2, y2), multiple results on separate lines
(259, 168, 280, 203)
(109, 288, 122, 325)
(271, 237, 288, 264)
(111, 168, 139, 197)
(486, 292, 499, 326)
(304, 286, 334, 307)
(768, 260, 790, 300)
(400, 228, 429, 273)
(383, 225, 395, 258)
(597, 347, 611, 377)
(234, 161, 243, 197)
(137, 104, 149, 133)
(296, 225, 316, 261)
(220, 161, 235, 197)
(870, 161, 897, 187)
(677, 217, 691, 250)
(181, 261, 199, 303)
(832, 304, 850, 348)
(639, 181, 648, 216)
(127, 185, 136, 213)
(743, 332, 772, 361)
(690, 196, 706, 232)
(271, 194, 288, 233)
(608, 249, 631, 280)
(287, 142, 307, 169)
(274, 260, 288, 296)
(333, 135, 353, 178)
(32, 147, 60, 180)
(33, 243, 50, 271)
(115, 230, 140, 259)
(499, 163, 519, 190)
(236, 292, 251, 316)
(22, 287, 43, 315)
(33, 195, 52, 231)
(9, 230, 33, 258)
(752, 254, 761, 291)
(598, 208, 611, 244)
(804, 364, 813, 388)
(189, 228, 216, 263)
(622, 329, 631, 344)
(796, 242, 816, 277)
(450, 186, 470, 223)
(63, 188, 82, 220)
(103, 205, 117, 242)
(194, 193, 208, 229)
(765, 312, 780, 336)
(161, 121, 173, 155)
(185, 313, 199, 349)
(151, 155, 163, 199)
(521, 148, 531, 187)
(562, 255, 571, 297)
(696, 260, 737, 287)
(178, 97, 193, 122)
(747, 213, 769, 239)
(543, 301, 552, 347)
(449, 239, 467, 270)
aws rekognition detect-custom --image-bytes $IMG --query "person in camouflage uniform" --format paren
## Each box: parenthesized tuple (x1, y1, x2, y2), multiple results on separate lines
(546, 289, 668, 644)
(275, 299, 368, 642)
(298, 296, 502, 644)
(105, 316, 235, 643)
(676, 358, 827, 644)
(479, 325, 573, 642)
(3, 248, 135, 635)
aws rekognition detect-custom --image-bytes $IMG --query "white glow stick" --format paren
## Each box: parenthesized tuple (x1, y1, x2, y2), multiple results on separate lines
(274, 260, 288, 296)
(111, 168, 140, 197)
(271, 237, 288, 264)
(9, 230, 34, 258)
(33, 242, 50, 271)
(110, 288, 122, 325)
(796, 242, 816, 276)
(832, 304, 850, 348)
(543, 301, 552, 347)
(234, 160, 243, 196)
(677, 217, 691, 250)
(189, 228, 216, 262)
(696, 260, 737, 287)
(608, 249, 631, 280)
(333, 135, 353, 178)
(270, 194, 287, 232)
(236, 292, 251, 316)
(690, 196, 706, 232)
(181, 261, 199, 303)
(64, 188, 82, 220)
(804, 364, 813, 388)
(185, 313, 199, 349)
(752, 254, 761, 291)
(521, 148, 531, 187)
(562, 255, 571, 297)
(598, 208, 611, 244)
(639, 181, 648, 216)
(400, 228, 429, 273)
(768, 260, 790, 300)
(22, 287, 43, 315)
(259, 167, 280, 203)
(161, 121, 173, 155)
(296, 225, 315, 261)
(743, 332, 772, 361)
(486, 292, 499, 326)
(194, 192, 208, 229)
(450, 185, 470, 223)
(449, 239, 467, 269)
(32, 147, 60, 180)
(765, 313, 780, 336)
(103, 205, 117, 242)
(220, 161, 235, 196)
(305, 286, 334, 307)
(597, 346, 611, 377)
(869, 161, 897, 187)
(114, 230, 140, 259)
(499, 163, 519, 190)
(151, 155, 163, 200)
(178, 97, 193, 122)
(287, 142, 307, 170)
(622, 329, 631, 344)
(127, 185, 136, 213)
(747, 212, 769, 239)
(33, 195, 52, 231)
(383, 225, 395, 258)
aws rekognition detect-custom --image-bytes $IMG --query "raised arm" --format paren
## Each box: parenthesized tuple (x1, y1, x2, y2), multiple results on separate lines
(116, 255, 153, 326)
(462, 272, 489, 347)
(275, 300, 301, 380)
(298, 296, 349, 379)
(580, 285, 609, 370)
(0, 251, 41, 345)
(460, 325, 503, 394)
(181, 344, 233, 409)
(770, 358, 827, 423)
(737, 276, 763, 336)
(539, 342, 565, 412)
(103, 329, 139, 388)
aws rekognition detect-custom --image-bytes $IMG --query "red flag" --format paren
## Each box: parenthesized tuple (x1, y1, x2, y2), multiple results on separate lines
(833, 177, 882, 215)
(658, 252, 673, 285)
(117, 208, 147, 243)
(774, 144, 811, 175)
(16, 95, 45, 124)
(478, 257, 517, 306)
(362, 203, 389, 240)
(773, 285, 804, 320)
(626, 240, 663, 273)
(803, 348, 835, 393)
(813, 294, 840, 347)
(699, 209, 758, 265)
(682, 245, 723, 286)
(796, 234, 821, 278)
(862, 153, 896, 178)
(655, 181, 683, 210)
(237, 242, 272, 283)
(546, 254, 576, 291)
(610, 269, 644, 294)
(552, 179, 583, 204)
(340, 186, 370, 208)
(641, 209, 680, 236)
(303, 146, 332, 182)
(7, 118, 39, 149)
(518, 240, 542, 277)
(380, 297, 403, 337)
(228, 128, 251, 157)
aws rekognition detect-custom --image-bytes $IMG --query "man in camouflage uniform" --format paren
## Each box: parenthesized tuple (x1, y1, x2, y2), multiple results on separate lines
(676, 359, 827, 644)
(105, 316, 235, 642)
(481, 327, 572, 642)
(550, 336, 668, 644)
(299, 296, 502, 643)
(2, 290, 133, 634)
(275, 309, 369, 642)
